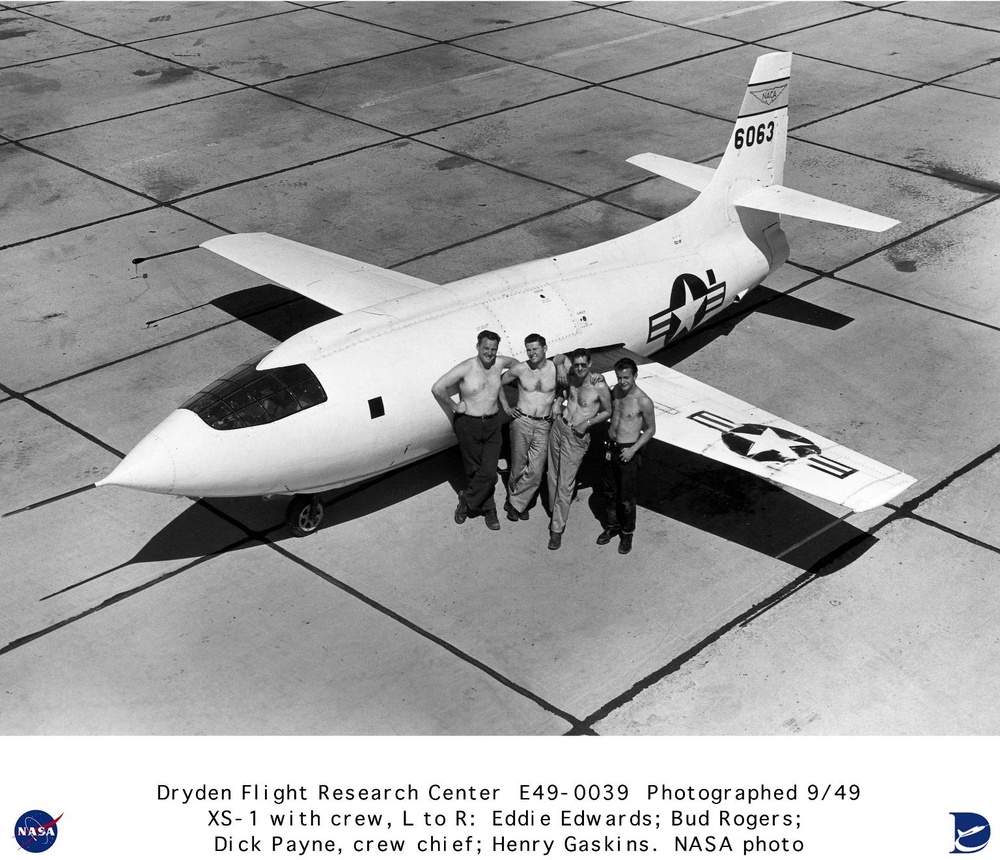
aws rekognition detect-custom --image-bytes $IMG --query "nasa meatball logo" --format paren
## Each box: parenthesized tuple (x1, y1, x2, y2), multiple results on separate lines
(13, 811, 62, 853)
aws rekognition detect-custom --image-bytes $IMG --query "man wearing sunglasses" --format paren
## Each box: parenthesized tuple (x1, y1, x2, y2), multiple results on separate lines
(546, 348, 612, 550)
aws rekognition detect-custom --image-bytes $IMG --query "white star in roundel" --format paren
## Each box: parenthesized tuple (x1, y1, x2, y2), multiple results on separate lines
(669, 281, 702, 337)
(732, 426, 811, 462)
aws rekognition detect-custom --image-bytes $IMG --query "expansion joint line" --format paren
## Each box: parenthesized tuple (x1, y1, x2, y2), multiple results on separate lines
(193, 489, 586, 732)
(580, 437, 1000, 731)
(0, 380, 123, 458)
(267, 539, 585, 731)
(0, 535, 256, 657)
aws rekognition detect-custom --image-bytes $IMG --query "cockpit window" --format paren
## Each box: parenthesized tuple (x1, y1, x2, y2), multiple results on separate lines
(181, 355, 327, 430)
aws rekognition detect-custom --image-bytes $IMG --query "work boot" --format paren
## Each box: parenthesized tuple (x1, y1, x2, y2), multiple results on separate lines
(596, 527, 618, 545)
(485, 508, 500, 531)
(454, 491, 469, 524)
(618, 533, 633, 554)
(504, 499, 519, 522)
(548, 531, 562, 550)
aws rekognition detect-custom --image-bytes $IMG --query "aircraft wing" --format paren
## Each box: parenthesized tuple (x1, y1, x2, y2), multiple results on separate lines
(611, 361, 916, 512)
(201, 233, 436, 313)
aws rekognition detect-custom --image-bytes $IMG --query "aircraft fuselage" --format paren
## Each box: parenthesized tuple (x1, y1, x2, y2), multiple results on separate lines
(118, 212, 779, 499)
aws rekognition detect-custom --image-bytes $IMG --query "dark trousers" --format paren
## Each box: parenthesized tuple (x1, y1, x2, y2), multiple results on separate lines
(454, 412, 503, 512)
(602, 441, 642, 535)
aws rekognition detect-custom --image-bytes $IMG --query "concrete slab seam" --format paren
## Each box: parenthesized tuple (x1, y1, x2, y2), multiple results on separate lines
(0, 380, 124, 458)
(10, 4, 308, 52)
(265, 539, 582, 731)
(0, 535, 257, 658)
(609, 3, 876, 47)
(830, 272, 1000, 337)
(8, 86, 247, 147)
(19, 312, 259, 397)
(883, 5, 1000, 34)
(579, 562, 828, 730)
(577, 445, 1000, 730)
(895, 439, 1000, 518)
(0, 202, 160, 254)
(322, 4, 594, 45)
(907, 512, 1000, 557)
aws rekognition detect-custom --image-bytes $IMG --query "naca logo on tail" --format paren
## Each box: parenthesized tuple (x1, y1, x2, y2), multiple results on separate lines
(752, 83, 788, 107)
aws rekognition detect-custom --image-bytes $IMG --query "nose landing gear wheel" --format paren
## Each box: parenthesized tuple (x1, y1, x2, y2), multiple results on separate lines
(287, 494, 324, 537)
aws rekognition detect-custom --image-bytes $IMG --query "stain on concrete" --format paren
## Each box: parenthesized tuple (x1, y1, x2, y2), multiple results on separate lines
(908, 154, 1000, 195)
(0, 70, 61, 95)
(886, 232, 953, 273)
(0, 24, 34, 40)
(133, 67, 198, 85)
(436, 155, 472, 171)
(142, 168, 200, 201)
(245, 56, 288, 80)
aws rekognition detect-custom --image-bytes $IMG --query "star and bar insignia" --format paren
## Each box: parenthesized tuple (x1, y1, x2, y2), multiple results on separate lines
(688, 411, 859, 479)
(647, 269, 726, 347)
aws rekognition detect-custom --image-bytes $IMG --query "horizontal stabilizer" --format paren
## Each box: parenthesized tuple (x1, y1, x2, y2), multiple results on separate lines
(202, 233, 436, 313)
(627, 152, 716, 192)
(736, 185, 899, 232)
(606, 360, 915, 512)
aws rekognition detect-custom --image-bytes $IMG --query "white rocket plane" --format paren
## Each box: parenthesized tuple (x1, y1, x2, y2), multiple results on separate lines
(98, 53, 916, 535)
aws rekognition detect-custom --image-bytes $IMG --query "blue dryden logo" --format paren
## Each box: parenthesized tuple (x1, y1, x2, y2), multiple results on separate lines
(13, 811, 61, 853)
(952, 812, 990, 854)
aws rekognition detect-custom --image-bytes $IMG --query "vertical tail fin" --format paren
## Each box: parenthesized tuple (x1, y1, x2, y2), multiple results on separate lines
(625, 52, 791, 201)
(628, 51, 898, 233)
(703, 52, 791, 203)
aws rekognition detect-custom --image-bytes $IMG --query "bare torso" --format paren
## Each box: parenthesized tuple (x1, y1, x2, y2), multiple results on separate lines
(609, 386, 646, 444)
(511, 359, 558, 417)
(562, 376, 609, 429)
(457, 357, 507, 416)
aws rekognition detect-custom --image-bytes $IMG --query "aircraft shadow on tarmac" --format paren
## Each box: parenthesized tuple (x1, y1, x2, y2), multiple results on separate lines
(650, 286, 854, 365)
(212, 284, 339, 341)
(85, 432, 873, 590)
(596, 438, 876, 574)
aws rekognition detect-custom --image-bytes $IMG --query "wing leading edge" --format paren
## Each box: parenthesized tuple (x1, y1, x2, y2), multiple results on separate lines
(610, 362, 915, 512)
(201, 233, 437, 314)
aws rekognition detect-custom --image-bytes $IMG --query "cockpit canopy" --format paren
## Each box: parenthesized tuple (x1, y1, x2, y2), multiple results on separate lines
(181, 354, 327, 431)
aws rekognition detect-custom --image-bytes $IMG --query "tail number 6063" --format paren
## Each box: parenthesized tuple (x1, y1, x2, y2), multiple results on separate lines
(735, 121, 775, 149)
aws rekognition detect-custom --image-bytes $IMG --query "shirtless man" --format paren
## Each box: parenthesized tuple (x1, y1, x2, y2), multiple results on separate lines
(598, 357, 656, 554)
(432, 330, 517, 530)
(501, 334, 564, 523)
(546, 347, 612, 550)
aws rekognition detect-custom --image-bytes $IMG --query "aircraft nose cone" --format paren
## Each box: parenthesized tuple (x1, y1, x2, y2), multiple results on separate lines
(97, 430, 176, 494)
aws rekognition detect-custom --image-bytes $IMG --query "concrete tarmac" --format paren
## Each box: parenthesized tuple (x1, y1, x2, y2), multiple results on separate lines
(2, 1, 999, 734)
